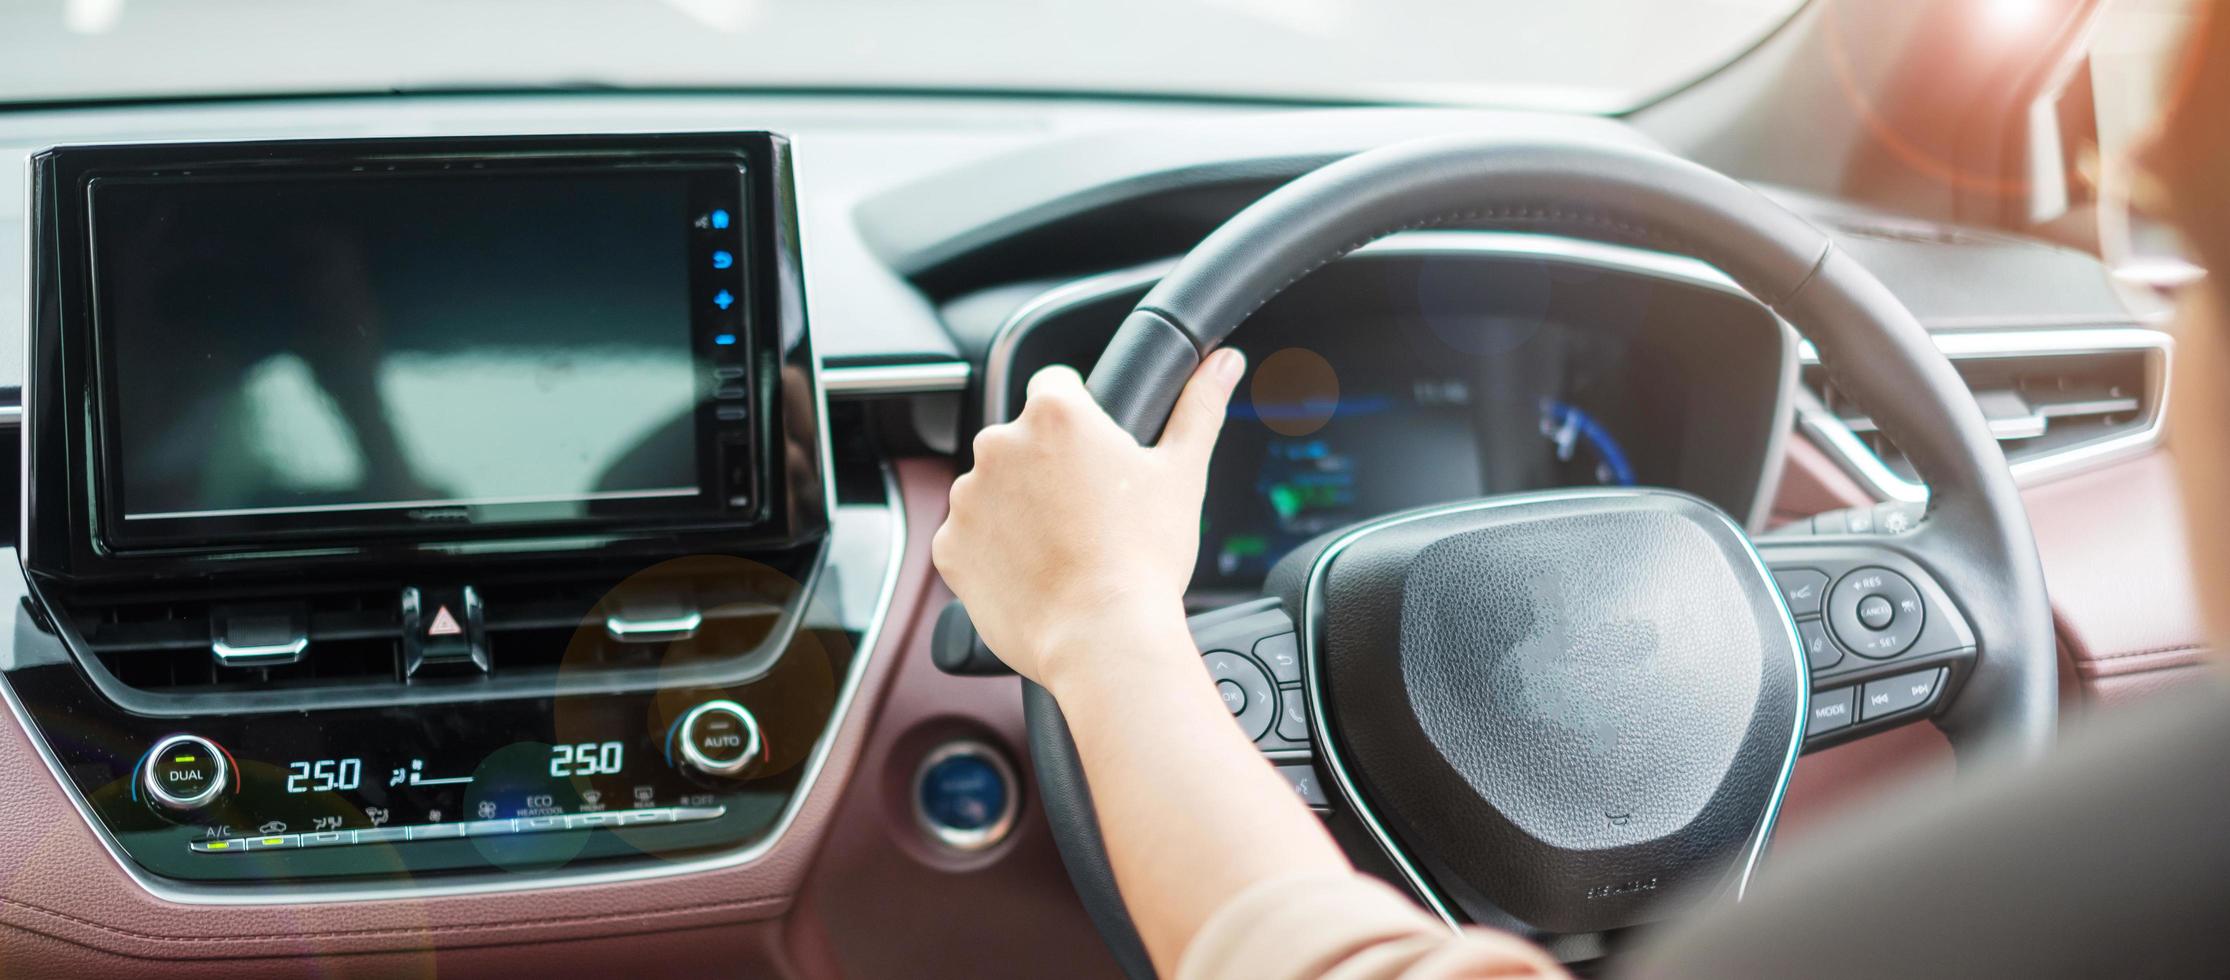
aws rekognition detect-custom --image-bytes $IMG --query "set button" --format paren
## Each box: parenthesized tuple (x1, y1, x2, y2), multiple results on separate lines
(1826, 567, 1925, 659)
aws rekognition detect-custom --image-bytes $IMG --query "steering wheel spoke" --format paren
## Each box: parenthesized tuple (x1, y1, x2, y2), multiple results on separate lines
(1188, 599, 1327, 807)
(1754, 537, 1980, 753)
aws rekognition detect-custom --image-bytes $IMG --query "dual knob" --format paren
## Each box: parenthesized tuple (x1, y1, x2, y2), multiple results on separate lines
(139, 733, 232, 811)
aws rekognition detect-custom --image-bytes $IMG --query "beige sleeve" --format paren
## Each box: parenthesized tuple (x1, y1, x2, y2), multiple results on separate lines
(1175, 871, 1568, 980)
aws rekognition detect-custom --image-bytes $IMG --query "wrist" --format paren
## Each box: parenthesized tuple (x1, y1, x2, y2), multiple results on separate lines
(1037, 593, 1198, 701)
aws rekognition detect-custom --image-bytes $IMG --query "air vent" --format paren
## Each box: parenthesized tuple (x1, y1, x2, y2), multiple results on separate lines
(66, 571, 788, 695)
(1800, 330, 2169, 493)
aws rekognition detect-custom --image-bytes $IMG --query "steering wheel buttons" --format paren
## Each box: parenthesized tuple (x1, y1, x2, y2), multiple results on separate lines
(1253, 633, 1302, 684)
(1274, 764, 1328, 808)
(1201, 651, 1276, 741)
(1827, 567, 1924, 658)
(1796, 619, 1843, 672)
(1856, 595, 1896, 630)
(1772, 568, 1829, 618)
(1859, 669, 1945, 721)
(1806, 686, 1856, 735)
(1216, 680, 1246, 715)
(1277, 689, 1310, 742)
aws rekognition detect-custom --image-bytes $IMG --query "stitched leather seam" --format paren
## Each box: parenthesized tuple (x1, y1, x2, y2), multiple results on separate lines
(0, 892, 786, 947)
(2083, 642, 2209, 664)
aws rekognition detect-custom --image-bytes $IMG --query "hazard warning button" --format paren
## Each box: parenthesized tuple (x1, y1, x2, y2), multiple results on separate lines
(402, 585, 488, 676)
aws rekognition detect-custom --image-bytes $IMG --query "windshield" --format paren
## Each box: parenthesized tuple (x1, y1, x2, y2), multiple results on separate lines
(5, 0, 1805, 113)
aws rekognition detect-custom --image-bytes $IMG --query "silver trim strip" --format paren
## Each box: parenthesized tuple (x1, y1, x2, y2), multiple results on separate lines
(1795, 327, 2175, 502)
(209, 636, 309, 668)
(911, 739, 1021, 853)
(604, 610, 705, 642)
(1296, 489, 1808, 925)
(0, 462, 907, 905)
(821, 361, 971, 396)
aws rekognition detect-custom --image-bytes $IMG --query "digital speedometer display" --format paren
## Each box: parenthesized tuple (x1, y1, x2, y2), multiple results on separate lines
(1193, 314, 1651, 590)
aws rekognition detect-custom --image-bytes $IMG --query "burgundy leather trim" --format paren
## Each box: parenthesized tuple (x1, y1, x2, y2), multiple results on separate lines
(0, 459, 946, 971)
(2022, 452, 2216, 698)
(797, 458, 1121, 977)
(1770, 435, 1876, 526)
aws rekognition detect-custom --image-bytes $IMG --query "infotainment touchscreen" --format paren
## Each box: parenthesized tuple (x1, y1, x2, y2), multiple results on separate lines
(85, 165, 763, 548)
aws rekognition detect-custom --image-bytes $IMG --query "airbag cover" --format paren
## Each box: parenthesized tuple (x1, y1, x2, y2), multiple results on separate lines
(1293, 490, 1802, 933)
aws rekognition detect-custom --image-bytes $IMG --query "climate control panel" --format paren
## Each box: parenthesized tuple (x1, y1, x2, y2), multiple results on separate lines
(9, 661, 838, 885)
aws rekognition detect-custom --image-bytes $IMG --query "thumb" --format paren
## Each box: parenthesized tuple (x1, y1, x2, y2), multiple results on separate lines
(1158, 347, 1246, 467)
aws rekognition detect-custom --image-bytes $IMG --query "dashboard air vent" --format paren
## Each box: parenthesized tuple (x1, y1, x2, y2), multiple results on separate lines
(65, 572, 788, 695)
(1801, 338, 2164, 488)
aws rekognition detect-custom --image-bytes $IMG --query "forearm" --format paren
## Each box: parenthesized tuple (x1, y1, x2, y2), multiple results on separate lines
(1045, 602, 1352, 975)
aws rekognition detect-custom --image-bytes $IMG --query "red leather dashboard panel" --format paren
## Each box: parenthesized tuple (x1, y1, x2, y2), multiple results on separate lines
(2022, 451, 2216, 704)
(0, 460, 948, 973)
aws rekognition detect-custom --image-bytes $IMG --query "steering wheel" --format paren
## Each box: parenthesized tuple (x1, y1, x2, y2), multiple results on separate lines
(1018, 135, 2056, 976)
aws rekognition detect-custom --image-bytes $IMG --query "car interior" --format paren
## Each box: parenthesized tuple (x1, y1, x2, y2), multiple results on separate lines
(0, 0, 2212, 975)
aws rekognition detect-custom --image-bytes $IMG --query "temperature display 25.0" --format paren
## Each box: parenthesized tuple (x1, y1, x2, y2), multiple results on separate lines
(549, 741, 626, 778)
(284, 758, 363, 794)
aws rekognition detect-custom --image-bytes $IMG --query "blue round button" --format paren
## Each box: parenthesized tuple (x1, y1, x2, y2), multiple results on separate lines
(915, 744, 1016, 849)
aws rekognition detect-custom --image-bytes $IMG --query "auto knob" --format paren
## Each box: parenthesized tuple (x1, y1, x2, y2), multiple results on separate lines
(139, 733, 232, 811)
(672, 700, 764, 778)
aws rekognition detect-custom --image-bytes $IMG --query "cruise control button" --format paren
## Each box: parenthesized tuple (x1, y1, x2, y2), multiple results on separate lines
(1772, 569, 1829, 618)
(1253, 633, 1302, 684)
(1277, 688, 1310, 742)
(1857, 595, 1896, 630)
(1827, 567, 1925, 659)
(1806, 687, 1856, 735)
(1797, 619, 1843, 672)
(1275, 764, 1328, 807)
(1860, 669, 1945, 721)
(1215, 680, 1246, 715)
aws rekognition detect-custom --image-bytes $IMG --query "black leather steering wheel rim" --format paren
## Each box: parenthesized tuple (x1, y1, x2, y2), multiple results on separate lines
(1024, 134, 2055, 978)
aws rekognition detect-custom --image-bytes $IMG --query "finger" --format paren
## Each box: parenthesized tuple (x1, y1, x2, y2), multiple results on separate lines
(1158, 347, 1245, 467)
(1024, 363, 1088, 418)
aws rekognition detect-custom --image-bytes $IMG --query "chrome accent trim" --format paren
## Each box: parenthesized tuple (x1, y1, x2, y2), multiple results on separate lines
(675, 699, 764, 777)
(604, 610, 704, 643)
(822, 361, 971, 396)
(139, 734, 230, 811)
(0, 461, 907, 904)
(1795, 327, 2175, 502)
(911, 739, 1021, 853)
(1297, 488, 1807, 925)
(209, 636, 309, 669)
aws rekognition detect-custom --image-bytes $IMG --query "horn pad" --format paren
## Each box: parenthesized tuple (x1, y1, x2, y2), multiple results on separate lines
(1282, 490, 1802, 934)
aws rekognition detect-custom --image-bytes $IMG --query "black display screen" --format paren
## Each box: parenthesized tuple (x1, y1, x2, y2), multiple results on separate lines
(87, 167, 750, 547)
(1195, 314, 1664, 588)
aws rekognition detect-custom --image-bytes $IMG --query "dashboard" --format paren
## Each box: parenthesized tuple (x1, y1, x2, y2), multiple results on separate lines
(0, 92, 2186, 977)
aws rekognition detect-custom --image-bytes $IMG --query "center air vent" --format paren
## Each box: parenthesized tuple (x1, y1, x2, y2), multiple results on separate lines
(64, 569, 792, 696)
(1800, 330, 2169, 494)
